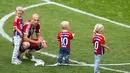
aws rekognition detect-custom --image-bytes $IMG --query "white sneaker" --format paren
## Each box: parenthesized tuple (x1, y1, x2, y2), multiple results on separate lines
(97, 71, 100, 73)
(11, 61, 20, 65)
(18, 60, 22, 64)
(11, 59, 22, 65)
(64, 63, 68, 66)
(58, 63, 62, 66)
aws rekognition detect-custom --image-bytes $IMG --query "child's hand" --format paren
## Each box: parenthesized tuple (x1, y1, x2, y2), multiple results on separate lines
(19, 32, 23, 37)
(72, 33, 75, 37)
(106, 48, 111, 53)
(106, 48, 109, 51)
(57, 39, 60, 41)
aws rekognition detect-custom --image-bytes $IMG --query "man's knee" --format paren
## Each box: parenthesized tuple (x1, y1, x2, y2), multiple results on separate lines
(19, 42, 30, 53)
(22, 42, 30, 49)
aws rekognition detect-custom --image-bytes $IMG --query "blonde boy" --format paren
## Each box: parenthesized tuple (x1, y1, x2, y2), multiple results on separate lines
(57, 21, 75, 66)
(92, 24, 110, 73)
(11, 6, 24, 65)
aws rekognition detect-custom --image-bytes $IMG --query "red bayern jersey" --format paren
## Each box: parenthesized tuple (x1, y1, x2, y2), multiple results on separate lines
(13, 16, 23, 36)
(23, 20, 40, 38)
(57, 31, 74, 49)
(92, 34, 105, 55)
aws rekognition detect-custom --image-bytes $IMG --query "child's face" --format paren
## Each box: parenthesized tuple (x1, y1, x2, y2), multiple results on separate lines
(100, 28, 104, 34)
(16, 10, 23, 17)
(102, 29, 104, 33)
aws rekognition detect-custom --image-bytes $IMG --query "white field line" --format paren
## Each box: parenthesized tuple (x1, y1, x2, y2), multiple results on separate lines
(0, 3, 50, 42)
(47, 1, 130, 72)
(47, 1, 130, 29)
(37, 51, 130, 66)
(38, 51, 130, 73)
(0, 2, 89, 67)
(100, 63, 130, 66)
(100, 66, 130, 73)
(0, 0, 129, 72)
(37, 51, 93, 66)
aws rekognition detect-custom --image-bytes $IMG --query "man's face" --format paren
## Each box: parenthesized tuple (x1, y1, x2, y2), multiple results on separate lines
(16, 10, 23, 17)
(32, 17, 40, 26)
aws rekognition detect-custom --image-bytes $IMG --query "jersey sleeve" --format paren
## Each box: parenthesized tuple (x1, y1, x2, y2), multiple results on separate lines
(57, 33, 61, 40)
(23, 24, 29, 35)
(100, 36, 105, 44)
(13, 18, 17, 27)
(69, 32, 74, 39)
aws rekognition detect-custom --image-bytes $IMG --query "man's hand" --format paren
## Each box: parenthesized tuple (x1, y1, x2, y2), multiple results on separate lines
(37, 37, 47, 48)
(41, 41, 47, 48)
(34, 40, 41, 44)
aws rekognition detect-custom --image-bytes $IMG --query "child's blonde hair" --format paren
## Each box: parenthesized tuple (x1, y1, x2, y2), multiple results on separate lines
(61, 21, 69, 30)
(16, 6, 24, 12)
(93, 24, 104, 33)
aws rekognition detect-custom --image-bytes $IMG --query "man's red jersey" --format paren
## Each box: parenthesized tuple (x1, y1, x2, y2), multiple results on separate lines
(92, 34, 105, 55)
(57, 32, 74, 49)
(23, 20, 40, 38)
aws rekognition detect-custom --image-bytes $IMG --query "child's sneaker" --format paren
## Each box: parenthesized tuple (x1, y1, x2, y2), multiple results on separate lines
(65, 63, 68, 66)
(58, 63, 62, 66)
(11, 59, 22, 65)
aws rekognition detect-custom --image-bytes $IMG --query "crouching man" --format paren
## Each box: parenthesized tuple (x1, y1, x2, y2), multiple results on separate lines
(18, 13, 47, 62)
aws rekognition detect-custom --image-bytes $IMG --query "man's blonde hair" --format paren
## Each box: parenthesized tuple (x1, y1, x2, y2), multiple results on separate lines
(61, 21, 69, 30)
(16, 6, 24, 12)
(93, 24, 104, 33)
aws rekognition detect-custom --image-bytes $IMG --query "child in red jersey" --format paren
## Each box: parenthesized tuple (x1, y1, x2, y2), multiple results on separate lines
(57, 21, 75, 66)
(11, 6, 24, 65)
(92, 24, 110, 73)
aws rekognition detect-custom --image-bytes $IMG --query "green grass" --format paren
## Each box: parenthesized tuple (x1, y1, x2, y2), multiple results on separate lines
(0, 0, 130, 73)
(52, 0, 130, 25)
(0, 0, 43, 18)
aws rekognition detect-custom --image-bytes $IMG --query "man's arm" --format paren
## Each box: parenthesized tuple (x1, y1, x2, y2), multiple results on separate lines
(23, 34, 40, 44)
(36, 33, 45, 41)
(36, 33, 43, 39)
(36, 24, 44, 41)
(36, 33, 47, 48)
